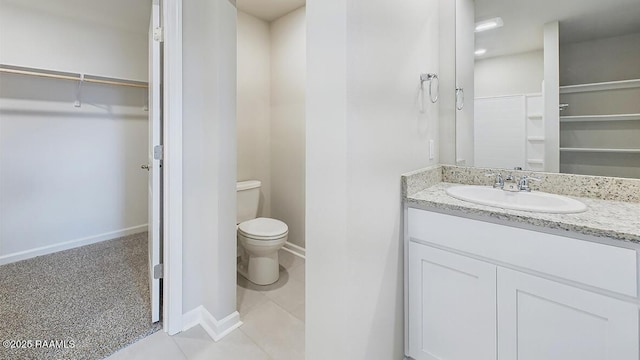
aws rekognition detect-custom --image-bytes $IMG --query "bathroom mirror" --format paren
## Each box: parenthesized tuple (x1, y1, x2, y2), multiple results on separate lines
(450, 0, 640, 178)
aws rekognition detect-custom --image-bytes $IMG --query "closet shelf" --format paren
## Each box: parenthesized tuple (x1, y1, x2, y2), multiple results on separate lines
(526, 159, 544, 164)
(560, 148, 640, 154)
(0, 64, 148, 89)
(560, 114, 640, 122)
(560, 79, 640, 94)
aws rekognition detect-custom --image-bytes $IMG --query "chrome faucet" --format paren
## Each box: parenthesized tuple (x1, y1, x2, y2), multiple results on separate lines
(503, 173, 519, 192)
(485, 173, 504, 189)
(518, 175, 542, 192)
(486, 172, 542, 192)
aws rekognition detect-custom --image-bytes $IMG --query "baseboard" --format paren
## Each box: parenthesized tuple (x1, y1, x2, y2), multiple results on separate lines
(182, 306, 242, 342)
(0, 224, 148, 265)
(282, 241, 306, 259)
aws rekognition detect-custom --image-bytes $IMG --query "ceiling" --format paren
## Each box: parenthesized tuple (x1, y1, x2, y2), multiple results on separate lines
(475, 0, 640, 59)
(9, 0, 633, 58)
(2, 0, 152, 33)
(236, 0, 305, 22)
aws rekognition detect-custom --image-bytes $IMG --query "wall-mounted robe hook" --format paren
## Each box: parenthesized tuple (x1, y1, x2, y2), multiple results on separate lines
(74, 74, 84, 108)
(419, 73, 439, 112)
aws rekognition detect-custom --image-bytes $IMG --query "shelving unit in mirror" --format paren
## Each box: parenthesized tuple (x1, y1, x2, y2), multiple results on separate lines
(560, 114, 640, 122)
(560, 148, 640, 154)
(558, 77, 640, 178)
(559, 78, 640, 94)
(559, 76, 640, 178)
(558, 28, 640, 179)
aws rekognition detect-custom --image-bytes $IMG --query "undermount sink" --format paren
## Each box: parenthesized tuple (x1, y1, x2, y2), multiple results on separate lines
(445, 185, 587, 214)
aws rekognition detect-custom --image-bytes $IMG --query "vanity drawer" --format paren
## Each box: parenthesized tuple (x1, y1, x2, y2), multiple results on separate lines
(408, 208, 638, 297)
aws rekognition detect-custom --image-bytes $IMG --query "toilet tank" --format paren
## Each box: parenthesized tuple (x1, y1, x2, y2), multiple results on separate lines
(237, 180, 261, 224)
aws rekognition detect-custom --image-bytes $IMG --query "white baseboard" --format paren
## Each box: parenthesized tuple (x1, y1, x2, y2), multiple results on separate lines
(0, 224, 148, 266)
(182, 306, 242, 342)
(282, 241, 306, 259)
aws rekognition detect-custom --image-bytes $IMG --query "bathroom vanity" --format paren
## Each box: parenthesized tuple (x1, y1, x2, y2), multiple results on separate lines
(403, 165, 640, 360)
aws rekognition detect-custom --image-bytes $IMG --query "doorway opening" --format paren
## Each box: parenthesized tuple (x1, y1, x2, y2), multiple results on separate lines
(0, 0, 164, 358)
(232, 1, 307, 358)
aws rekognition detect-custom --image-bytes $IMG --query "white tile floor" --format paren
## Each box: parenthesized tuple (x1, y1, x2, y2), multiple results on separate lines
(105, 250, 305, 360)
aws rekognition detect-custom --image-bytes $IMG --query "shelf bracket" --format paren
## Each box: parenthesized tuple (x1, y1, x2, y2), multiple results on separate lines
(144, 88, 149, 111)
(74, 74, 84, 108)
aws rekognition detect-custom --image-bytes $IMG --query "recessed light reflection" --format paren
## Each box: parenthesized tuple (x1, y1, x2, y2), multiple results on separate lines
(475, 49, 487, 56)
(475, 17, 504, 32)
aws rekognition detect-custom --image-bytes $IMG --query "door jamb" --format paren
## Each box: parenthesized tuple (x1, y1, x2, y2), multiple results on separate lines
(162, 0, 183, 335)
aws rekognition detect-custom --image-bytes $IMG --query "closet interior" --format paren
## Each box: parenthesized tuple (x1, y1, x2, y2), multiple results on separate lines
(0, 1, 159, 359)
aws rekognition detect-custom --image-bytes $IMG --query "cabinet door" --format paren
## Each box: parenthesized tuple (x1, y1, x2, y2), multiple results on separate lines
(497, 268, 639, 360)
(408, 242, 497, 360)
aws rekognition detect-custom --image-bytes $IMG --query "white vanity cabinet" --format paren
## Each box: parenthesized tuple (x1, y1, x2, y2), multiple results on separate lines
(497, 268, 638, 360)
(408, 242, 496, 360)
(405, 208, 640, 360)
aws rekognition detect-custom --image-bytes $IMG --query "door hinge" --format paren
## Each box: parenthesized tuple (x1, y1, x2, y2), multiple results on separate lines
(154, 145, 164, 160)
(153, 27, 164, 42)
(153, 264, 164, 279)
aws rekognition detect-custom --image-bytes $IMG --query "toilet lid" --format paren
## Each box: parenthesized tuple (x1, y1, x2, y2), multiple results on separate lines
(238, 218, 288, 238)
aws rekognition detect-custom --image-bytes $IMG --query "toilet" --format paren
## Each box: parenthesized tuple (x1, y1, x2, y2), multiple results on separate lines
(237, 180, 288, 285)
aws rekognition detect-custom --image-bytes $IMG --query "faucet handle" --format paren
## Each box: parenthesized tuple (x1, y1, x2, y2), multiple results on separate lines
(521, 175, 541, 182)
(518, 175, 541, 192)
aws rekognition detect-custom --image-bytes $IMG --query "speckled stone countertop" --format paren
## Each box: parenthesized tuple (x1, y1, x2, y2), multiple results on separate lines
(403, 165, 640, 245)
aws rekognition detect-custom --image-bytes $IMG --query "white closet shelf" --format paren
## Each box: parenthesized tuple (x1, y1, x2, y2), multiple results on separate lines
(0, 64, 148, 89)
(560, 148, 640, 154)
(526, 159, 544, 164)
(560, 114, 640, 122)
(560, 79, 640, 94)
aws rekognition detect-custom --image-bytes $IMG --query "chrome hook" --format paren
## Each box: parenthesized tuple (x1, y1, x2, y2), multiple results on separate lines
(420, 73, 439, 104)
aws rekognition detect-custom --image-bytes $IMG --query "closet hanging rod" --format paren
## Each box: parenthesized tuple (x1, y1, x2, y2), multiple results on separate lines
(0, 64, 148, 89)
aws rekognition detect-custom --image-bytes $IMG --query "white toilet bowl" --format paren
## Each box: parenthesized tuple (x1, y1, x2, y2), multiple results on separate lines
(237, 217, 288, 285)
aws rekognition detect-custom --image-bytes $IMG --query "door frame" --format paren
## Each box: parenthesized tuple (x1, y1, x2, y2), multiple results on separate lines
(149, 0, 162, 324)
(162, 0, 183, 335)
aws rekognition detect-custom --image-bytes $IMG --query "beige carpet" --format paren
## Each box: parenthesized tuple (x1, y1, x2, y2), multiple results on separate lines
(0, 232, 161, 360)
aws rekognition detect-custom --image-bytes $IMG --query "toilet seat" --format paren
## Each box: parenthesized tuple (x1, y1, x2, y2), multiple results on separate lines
(238, 217, 288, 241)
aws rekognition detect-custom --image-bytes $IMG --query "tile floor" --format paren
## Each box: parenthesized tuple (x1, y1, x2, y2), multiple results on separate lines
(105, 250, 305, 360)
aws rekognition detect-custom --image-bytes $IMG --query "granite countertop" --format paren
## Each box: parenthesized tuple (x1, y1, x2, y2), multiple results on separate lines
(406, 182, 640, 244)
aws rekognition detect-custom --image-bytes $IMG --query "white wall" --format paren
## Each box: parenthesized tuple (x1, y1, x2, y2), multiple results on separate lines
(560, 32, 640, 85)
(438, 0, 456, 165)
(182, 0, 238, 323)
(237, 11, 272, 217)
(270, 7, 306, 248)
(543, 22, 560, 173)
(0, 1, 148, 81)
(307, 0, 439, 358)
(474, 50, 544, 98)
(0, 2, 149, 264)
(474, 96, 526, 169)
(455, 0, 475, 166)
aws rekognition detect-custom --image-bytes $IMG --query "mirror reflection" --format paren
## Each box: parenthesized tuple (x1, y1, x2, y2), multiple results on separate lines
(453, 0, 640, 178)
